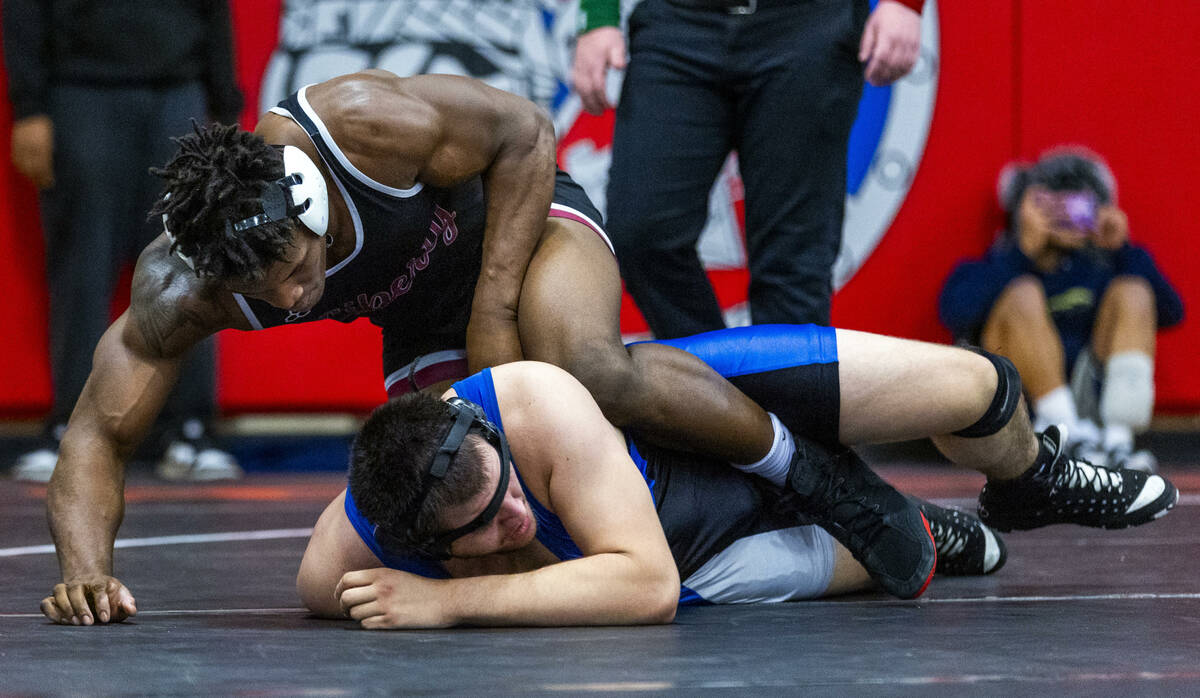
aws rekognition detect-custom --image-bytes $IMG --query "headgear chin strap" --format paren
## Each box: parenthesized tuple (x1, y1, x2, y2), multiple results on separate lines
(372, 397, 513, 560)
(160, 145, 330, 269)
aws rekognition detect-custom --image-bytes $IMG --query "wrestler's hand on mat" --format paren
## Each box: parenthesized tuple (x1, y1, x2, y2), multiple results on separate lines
(859, 0, 921, 86)
(572, 26, 627, 116)
(41, 576, 137, 626)
(336, 568, 453, 630)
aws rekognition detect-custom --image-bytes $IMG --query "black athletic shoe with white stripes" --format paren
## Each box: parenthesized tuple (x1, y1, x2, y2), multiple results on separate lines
(912, 498, 1006, 576)
(978, 425, 1178, 532)
(786, 439, 936, 599)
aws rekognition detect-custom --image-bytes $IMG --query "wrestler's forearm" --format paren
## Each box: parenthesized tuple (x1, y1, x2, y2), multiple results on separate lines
(47, 313, 184, 580)
(47, 432, 126, 580)
(443, 553, 678, 627)
(466, 106, 556, 371)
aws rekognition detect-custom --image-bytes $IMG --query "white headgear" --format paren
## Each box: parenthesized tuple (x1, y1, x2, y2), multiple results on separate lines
(161, 144, 330, 270)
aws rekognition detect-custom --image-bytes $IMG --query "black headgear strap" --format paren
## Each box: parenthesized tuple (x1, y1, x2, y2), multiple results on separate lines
(372, 398, 512, 560)
(227, 173, 311, 235)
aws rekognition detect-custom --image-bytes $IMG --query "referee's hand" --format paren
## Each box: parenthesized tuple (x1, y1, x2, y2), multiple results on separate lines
(572, 26, 628, 116)
(859, 0, 922, 87)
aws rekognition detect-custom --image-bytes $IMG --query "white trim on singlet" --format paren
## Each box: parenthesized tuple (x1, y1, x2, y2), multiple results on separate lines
(548, 202, 615, 255)
(296, 86, 424, 199)
(383, 349, 468, 392)
(682, 525, 837, 603)
(233, 292, 264, 331)
(271, 91, 366, 276)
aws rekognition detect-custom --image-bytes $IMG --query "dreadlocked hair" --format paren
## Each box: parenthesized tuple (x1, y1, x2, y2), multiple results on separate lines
(149, 121, 296, 281)
(348, 393, 491, 554)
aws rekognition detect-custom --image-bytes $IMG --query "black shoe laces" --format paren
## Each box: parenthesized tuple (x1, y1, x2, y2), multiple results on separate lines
(824, 474, 887, 541)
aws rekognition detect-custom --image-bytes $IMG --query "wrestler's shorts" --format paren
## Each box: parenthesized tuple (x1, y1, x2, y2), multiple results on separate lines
(382, 170, 610, 397)
(636, 437, 838, 604)
(640, 323, 843, 446)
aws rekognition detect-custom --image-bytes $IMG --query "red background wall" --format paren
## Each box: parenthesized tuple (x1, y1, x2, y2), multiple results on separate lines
(1, 1, 1196, 416)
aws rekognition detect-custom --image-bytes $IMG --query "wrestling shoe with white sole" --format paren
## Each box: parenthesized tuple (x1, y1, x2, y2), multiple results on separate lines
(978, 425, 1178, 532)
(155, 420, 242, 482)
(912, 498, 1006, 576)
(786, 439, 936, 599)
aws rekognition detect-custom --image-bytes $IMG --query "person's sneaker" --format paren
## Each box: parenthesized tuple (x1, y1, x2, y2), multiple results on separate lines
(1107, 444, 1158, 474)
(10, 423, 65, 483)
(156, 420, 243, 482)
(978, 425, 1178, 532)
(912, 498, 1006, 576)
(11, 447, 58, 483)
(1068, 437, 1111, 469)
(786, 439, 936, 599)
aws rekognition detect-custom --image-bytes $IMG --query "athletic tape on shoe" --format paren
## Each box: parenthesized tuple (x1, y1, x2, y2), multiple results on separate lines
(161, 145, 329, 270)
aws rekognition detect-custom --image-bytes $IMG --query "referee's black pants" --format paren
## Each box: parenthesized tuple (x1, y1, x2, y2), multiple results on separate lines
(606, 0, 867, 338)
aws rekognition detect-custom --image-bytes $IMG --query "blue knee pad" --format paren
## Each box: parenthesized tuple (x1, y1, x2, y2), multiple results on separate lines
(632, 324, 838, 378)
(953, 347, 1023, 438)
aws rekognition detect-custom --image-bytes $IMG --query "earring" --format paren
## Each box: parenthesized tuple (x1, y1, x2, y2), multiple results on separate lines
(325, 233, 334, 248)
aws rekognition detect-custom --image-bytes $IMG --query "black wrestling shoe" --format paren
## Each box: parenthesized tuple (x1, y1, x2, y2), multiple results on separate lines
(978, 425, 1179, 532)
(786, 440, 936, 599)
(912, 498, 1006, 576)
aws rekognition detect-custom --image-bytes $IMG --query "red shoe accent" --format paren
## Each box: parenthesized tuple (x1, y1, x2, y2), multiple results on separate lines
(912, 512, 937, 598)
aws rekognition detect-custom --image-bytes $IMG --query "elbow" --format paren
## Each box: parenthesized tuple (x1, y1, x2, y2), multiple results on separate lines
(524, 107, 556, 164)
(642, 564, 680, 624)
(650, 595, 677, 624)
(296, 564, 344, 619)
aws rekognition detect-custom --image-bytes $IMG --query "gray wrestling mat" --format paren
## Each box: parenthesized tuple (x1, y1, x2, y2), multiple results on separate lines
(3, 466, 1199, 695)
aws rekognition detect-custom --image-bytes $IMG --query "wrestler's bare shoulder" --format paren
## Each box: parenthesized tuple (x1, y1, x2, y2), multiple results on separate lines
(305, 72, 440, 143)
(127, 236, 249, 356)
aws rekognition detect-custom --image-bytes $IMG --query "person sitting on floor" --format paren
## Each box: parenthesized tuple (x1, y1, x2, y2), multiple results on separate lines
(940, 148, 1184, 472)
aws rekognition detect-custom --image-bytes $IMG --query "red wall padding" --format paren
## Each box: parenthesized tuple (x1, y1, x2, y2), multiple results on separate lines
(1, 1, 1196, 415)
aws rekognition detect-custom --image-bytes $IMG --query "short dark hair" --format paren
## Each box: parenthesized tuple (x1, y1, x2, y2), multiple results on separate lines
(149, 121, 297, 281)
(998, 147, 1116, 229)
(348, 392, 491, 554)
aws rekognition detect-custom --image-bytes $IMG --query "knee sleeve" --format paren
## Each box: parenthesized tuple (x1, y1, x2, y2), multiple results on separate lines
(1100, 351, 1154, 431)
(952, 347, 1023, 438)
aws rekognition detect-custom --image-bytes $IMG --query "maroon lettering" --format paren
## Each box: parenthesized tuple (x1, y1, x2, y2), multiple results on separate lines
(432, 205, 458, 244)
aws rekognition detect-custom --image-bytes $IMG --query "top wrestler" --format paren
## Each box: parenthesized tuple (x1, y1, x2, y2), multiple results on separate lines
(39, 71, 1176, 626)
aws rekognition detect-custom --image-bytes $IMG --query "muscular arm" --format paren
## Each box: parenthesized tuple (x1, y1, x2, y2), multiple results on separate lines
(44, 241, 233, 622)
(337, 362, 680, 628)
(309, 72, 557, 372)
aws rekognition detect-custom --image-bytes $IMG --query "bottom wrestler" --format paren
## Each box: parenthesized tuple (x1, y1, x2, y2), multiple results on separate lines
(296, 325, 1177, 628)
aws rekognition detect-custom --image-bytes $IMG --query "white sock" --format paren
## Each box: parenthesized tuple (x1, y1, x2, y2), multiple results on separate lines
(1101, 351, 1155, 432)
(1033, 386, 1079, 434)
(734, 412, 794, 487)
(1103, 423, 1134, 452)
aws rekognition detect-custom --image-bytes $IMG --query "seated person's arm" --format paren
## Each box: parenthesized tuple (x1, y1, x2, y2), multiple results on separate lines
(335, 362, 680, 629)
